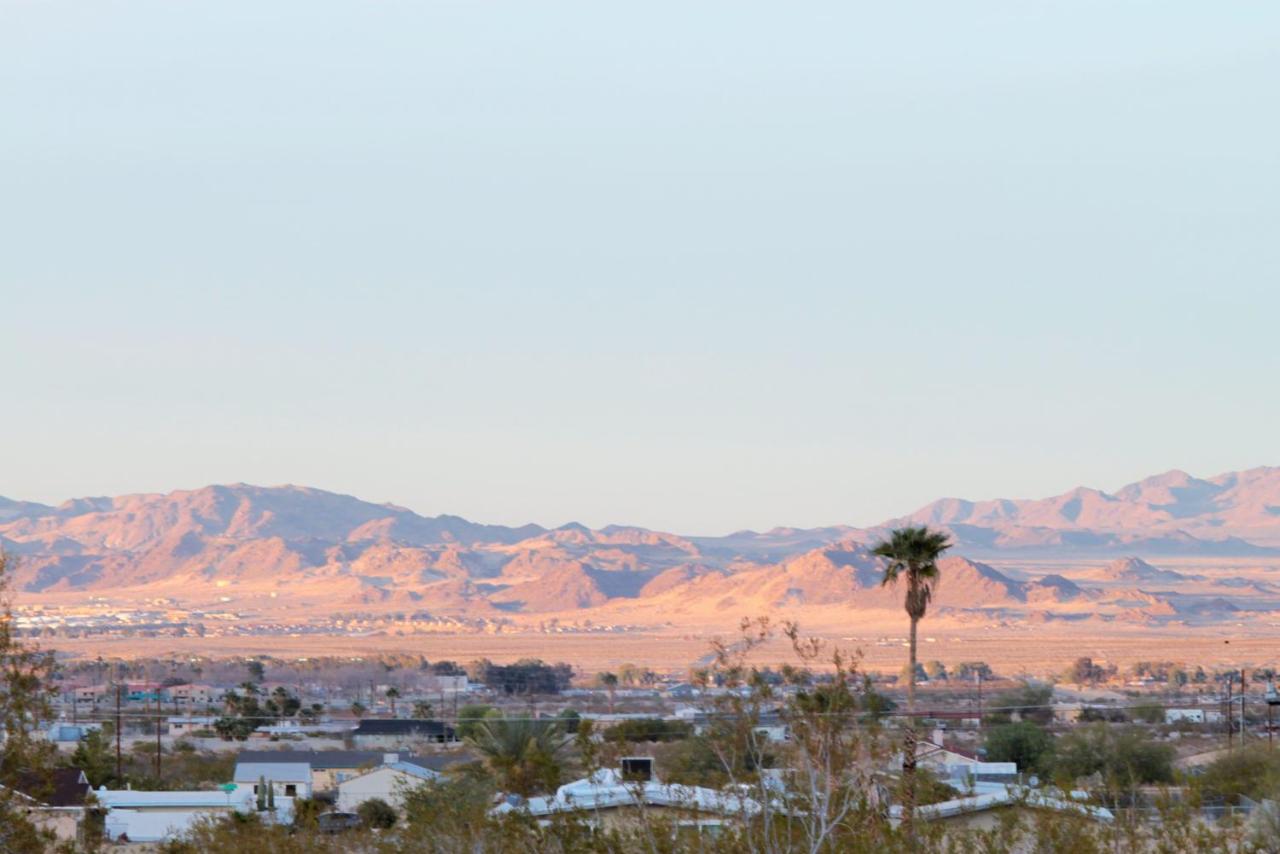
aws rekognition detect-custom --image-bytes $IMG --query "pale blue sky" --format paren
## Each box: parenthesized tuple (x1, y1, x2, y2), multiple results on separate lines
(2, 2, 1277, 533)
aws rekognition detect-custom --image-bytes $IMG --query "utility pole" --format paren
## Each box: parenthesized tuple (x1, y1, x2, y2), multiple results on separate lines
(1226, 673, 1234, 750)
(1241, 669, 1248, 745)
(976, 671, 983, 734)
(155, 690, 162, 779)
(115, 684, 123, 781)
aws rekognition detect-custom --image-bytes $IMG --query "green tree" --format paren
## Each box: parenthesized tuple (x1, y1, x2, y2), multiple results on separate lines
(466, 715, 572, 797)
(983, 722, 1054, 774)
(1052, 724, 1175, 790)
(595, 671, 619, 714)
(385, 686, 400, 717)
(70, 728, 119, 787)
(350, 701, 366, 720)
(412, 699, 433, 719)
(871, 524, 952, 835)
(0, 550, 59, 853)
(604, 718, 692, 743)
(456, 704, 496, 739)
(925, 660, 948, 682)
(357, 797, 397, 829)
(989, 681, 1055, 725)
(1131, 700, 1165, 724)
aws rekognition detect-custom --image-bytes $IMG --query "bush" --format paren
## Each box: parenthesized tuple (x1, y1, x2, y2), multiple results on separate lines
(983, 722, 1054, 774)
(604, 718, 692, 743)
(356, 797, 397, 829)
(1199, 750, 1280, 803)
(1051, 724, 1175, 787)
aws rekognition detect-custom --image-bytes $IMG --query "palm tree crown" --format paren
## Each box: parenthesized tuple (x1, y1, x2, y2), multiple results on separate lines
(872, 525, 952, 621)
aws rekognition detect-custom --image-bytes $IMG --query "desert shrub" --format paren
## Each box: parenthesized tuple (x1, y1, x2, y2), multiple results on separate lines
(604, 717, 691, 743)
(1199, 750, 1280, 803)
(984, 721, 1054, 774)
(356, 797, 397, 829)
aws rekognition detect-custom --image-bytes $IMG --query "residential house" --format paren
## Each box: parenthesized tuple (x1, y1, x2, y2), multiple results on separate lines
(7, 769, 92, 846)
(238, 750, 396, 794)
(165, 683, 216, 709)
(350, 719, 456, 749)
(335, 760, 439, 812)
(232, 759, 313, 799)
(167, 715, 217, 737)
(1165, 708, 1206, 725)
(913, 741, 1018, 784)
(493, 762, 761, 832)
(98, 785, 292, 843)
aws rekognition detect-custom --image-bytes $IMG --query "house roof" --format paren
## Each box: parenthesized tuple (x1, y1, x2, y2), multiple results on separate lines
(889, 784, 1114, 824)
(97, 787, 255, 809)
(13, 768, 91, 807)
(337, 761, 439, 787)
(352, 719, 454, 737)
(495, 769, 761, 819)
(233, 761, 312, 782)
(237, 750, 384, 769)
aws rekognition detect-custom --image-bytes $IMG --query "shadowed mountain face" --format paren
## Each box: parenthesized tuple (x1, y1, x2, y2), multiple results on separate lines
(2, 467, 1280, 615)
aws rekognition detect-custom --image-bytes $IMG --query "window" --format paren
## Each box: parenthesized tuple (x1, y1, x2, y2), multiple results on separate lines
(285, 784, 297, 797)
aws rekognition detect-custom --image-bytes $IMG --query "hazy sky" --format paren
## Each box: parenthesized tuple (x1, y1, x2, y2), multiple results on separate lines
(2, 2, 1277, 534)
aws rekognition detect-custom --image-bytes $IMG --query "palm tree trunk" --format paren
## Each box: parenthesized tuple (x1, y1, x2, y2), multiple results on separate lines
(902, 615, 919, 841)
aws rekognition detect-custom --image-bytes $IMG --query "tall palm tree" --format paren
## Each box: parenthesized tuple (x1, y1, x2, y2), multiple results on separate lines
(595, 672, 619, 714)
(872, 525, 952, 836)
(386, 686, 400, 717)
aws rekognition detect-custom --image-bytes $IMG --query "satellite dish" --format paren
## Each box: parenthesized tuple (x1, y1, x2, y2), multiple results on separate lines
(1028, 775, 1040, 788)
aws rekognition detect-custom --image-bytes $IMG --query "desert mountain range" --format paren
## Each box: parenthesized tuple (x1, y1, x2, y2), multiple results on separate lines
(3, 468, 1280, 624)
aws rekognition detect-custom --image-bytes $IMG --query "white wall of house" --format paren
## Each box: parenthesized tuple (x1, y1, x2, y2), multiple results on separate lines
(336, 766, 433, 812)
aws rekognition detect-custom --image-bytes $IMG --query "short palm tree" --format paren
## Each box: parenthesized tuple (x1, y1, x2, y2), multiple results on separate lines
(872, 525, 952, 835)
(467, 715, 571, 797)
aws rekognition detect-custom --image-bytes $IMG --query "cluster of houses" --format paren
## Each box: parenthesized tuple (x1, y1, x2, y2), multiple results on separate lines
(8, 748, 463, 846)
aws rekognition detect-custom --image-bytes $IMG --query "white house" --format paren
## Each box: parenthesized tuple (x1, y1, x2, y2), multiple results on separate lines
(167, 715, 217, 737)
(335, 760, 439, 813)
(98, 785, 294, 843)
(1165, 708, 1206, 725)
(232, 759, 313, 799)
(493, 765, 761, 829)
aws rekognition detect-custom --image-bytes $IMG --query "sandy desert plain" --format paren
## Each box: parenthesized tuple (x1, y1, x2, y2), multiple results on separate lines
(21, 555, 1280, 681)
(7, 470, 1280, 680)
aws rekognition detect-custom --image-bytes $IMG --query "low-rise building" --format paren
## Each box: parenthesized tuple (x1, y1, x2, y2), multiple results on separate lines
(1165, 708, 1206, 725)
(350, 719, 456, 750)
(232, 759, 313, 799)
(165, 683, 216, 709)
(335, 760, 439, 813)
(493, 764, 761, 832)
(98, 785, 292, 843)
(167, 715, 218, 737)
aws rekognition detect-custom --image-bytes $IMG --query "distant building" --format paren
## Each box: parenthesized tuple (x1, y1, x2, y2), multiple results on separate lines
(1166, 707, 1209, 724)
(165, 683, 216, 708)
(232, 759, 313, 799)
(46, 722, 102, 743)
(350, 719, 456, 750)
(167, 716, 217, 737)
(98, 785, 292, 843)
